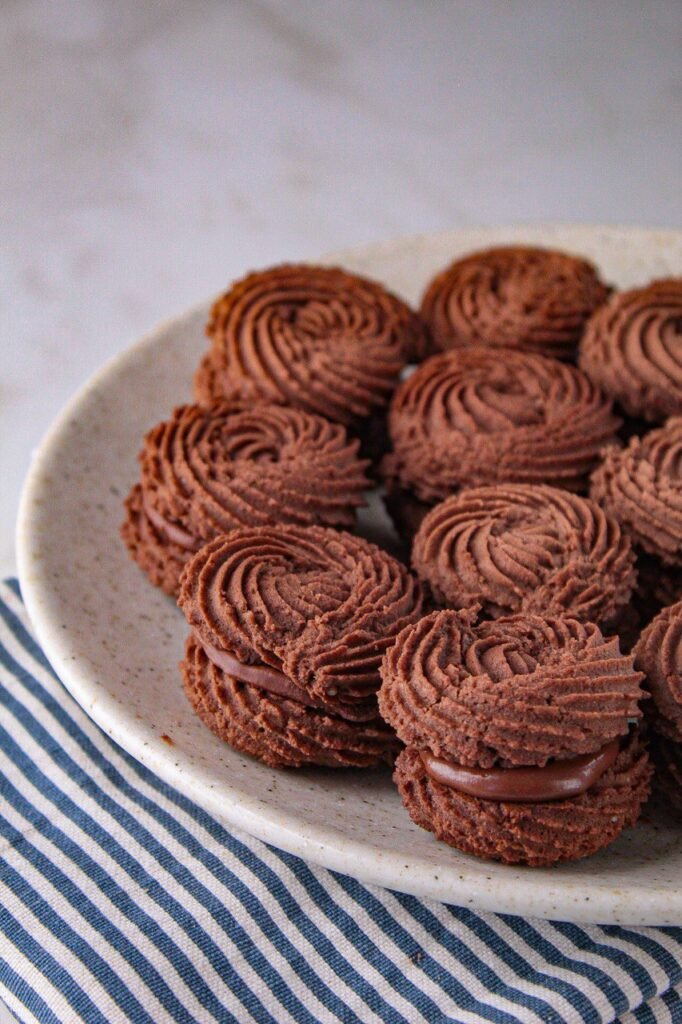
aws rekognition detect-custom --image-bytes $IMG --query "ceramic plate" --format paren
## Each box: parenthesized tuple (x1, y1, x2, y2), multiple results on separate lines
(17, 224, 682, 925)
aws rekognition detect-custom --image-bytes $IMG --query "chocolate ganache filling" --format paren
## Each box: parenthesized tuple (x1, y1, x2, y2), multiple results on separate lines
(142, 494, 201, 551)
(198, 638, 379, 720)
(420, 740, 620, 803)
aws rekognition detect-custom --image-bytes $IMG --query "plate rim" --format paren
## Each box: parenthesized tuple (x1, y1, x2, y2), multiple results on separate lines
(16, 222, 682, 925)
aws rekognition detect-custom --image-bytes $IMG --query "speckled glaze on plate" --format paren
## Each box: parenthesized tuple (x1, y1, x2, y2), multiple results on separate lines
(17, 225, 682, 925)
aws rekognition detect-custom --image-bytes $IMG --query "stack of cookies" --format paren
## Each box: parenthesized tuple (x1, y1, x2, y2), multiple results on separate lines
(121, 245, 682, 868)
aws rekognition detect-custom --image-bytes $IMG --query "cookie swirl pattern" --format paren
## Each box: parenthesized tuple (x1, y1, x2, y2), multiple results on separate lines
(122, 402, 370, 595)
(412, 484, 636, 625)
(194, 264, 429, 424)
(421, 245, 608, 359)
(590, 417, 682, 566)
(634, 599, 682, 741)
(379, 610, 644, 768)
(179, 525, 423, 719)
(383, 349, 620, 500)
(579, 279, 682, 422)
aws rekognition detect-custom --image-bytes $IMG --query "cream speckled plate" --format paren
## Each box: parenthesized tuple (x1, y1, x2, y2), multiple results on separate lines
(17, 224, 682, 925)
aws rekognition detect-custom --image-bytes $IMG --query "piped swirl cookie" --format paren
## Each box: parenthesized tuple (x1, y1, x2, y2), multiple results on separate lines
(634, 600, 682, 808)
(194, 264, 430, 425)
(379, 610, 650, 865)
(420, 245, 608, 359)
(634, 600, 682, 742)
(121, 402, 370, 596)
(383, 349, 620, 501)
(579, 279, 682, 422)
(178, 525, 423, 767)
(412, 484, 636, 626)
(590, 418, 682, 567)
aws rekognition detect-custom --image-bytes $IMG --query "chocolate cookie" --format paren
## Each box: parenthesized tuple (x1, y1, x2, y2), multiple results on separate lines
(178, 525, 423, 767)
(182, 636, 398, 769)
(590, 417, 682, 567)
(412, 484, 636, 626)
(379, 610, 650, 865)
(393, 737, 650, 867)
(420, 245, 608, 359)
(383, 349, 620, 501)
(579, 279, 682, 422)
(634, 599, 682, 742)
(122, 402, 370, 596)
(194, 264, 430, 426)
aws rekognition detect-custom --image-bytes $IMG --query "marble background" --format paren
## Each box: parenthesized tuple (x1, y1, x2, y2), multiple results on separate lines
(0, 2, 681, 1019)
(3, 0, 682, 579)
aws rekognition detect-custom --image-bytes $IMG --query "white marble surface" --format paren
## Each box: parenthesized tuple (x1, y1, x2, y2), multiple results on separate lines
(3, 0, 682, 582)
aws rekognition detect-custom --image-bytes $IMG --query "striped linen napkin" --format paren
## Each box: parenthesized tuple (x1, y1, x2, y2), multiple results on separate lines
(0, 577, 680, 1024)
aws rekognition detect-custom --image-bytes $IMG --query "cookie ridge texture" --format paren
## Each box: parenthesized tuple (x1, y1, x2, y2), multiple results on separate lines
(421, 244, 608, 359)
(121, 401, 370, 595)
(383, 348, 620, 500)
(379, 609, 645, 768)
(590, 417, 682, 567)
(182, 636, 399, 768)
(412, 484, 636, 626)
(178, 524, 424, 718)
(634, 599, 682, 741)
(579, 278, 682, 422)
(194, 263, 430, 424)
(393, 736, 651, 866)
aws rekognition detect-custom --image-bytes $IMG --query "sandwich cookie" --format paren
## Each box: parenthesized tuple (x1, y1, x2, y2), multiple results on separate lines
(122, 402, 370, 596)
(379, 610, 650, 866)
(178, 525, 424, 768)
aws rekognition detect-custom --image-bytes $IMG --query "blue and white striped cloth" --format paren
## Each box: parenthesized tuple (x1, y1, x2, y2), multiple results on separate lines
(0, 578, 680, 1024)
